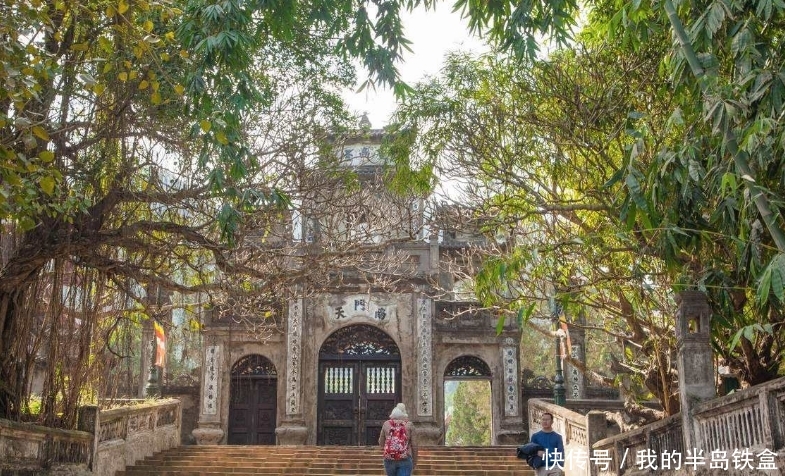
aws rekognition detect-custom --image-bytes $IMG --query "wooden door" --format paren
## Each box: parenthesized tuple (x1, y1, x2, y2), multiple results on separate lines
(317, 324, 402, 445)
(360, 362, 400, 445)
(318, 362, 359, 445)
(228, 354, 277, 445)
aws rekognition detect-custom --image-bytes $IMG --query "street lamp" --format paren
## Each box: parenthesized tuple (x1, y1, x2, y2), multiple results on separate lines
(553, 328, 566, 406)
(551, 302, 566, 406)
(145, 334, 160, 397)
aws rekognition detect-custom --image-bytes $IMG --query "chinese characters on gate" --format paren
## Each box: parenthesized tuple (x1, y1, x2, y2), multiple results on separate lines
(329, 295, 394, 323)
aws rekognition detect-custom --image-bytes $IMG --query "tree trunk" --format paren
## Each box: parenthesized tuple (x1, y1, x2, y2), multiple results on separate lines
(0, 287, 27, 420)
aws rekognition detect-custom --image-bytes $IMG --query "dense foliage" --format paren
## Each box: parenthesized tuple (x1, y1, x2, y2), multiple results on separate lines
(0, 0, 465, 424)
(384, 0, 785, 411)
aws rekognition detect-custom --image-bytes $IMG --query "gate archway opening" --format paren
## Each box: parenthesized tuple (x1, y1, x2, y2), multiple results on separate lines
(443, 355, 492, 446)
(228, 354, 277, 445)
(317, 324, 401, 445)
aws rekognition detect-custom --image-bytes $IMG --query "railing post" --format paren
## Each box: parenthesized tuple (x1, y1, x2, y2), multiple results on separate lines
(613, 441, 625, 475)
(675, 291, 714, 452)
(77, 405, 99, 470)
(769, 386, 785, 449)
(760, 389, 779, 449)
(585, 411, 606, 476)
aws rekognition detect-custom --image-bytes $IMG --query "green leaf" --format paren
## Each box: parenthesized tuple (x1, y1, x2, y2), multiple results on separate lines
(495, 314, 506, 336)
(729, 328, 743, 352)
(32, 126, 49, 141)
(517, 303, 536, 327)
(720, 172, 737, 194)
(743, 325, 755, 342)
(772, 266, 783, 303)
(758, 266, 772, 305)
(668, 108, 684, 127)
(603, 167, 625, 189)
(39, 176, 55, 195)
(688, 159, 702, 182)
(216, 131, 228, 145)
(19, 216, 36, 231)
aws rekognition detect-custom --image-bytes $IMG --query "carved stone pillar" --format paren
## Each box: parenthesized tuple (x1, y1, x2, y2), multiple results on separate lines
(501, 341, 519, 417)
(193, 343, 224, 444)
(676, 291, 714, 450)
(276, 297, 307, 444)
(566, 313, 586, 400)
(275, 420, 308, 445)
(285, 297, 303, 416)
(496, 337, 525, 445)
(138, 321, 153, 397)
(414, 297, 440, 445)
(416, 298, 433, 418)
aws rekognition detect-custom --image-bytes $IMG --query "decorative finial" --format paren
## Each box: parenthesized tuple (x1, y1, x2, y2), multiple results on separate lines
(359, 112, 371, 129)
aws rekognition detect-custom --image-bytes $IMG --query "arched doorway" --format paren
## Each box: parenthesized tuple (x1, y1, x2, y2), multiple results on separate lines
(227, 354, 277, 445)
(443, 355, 492, 446)
(317, 324, 401, 445)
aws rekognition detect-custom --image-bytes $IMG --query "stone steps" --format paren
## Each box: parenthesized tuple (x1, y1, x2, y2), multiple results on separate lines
(117, 445, 534, 476)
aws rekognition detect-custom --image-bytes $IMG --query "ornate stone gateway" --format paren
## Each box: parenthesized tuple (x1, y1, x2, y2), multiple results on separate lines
(227, 354, 277, 445)
(317, 325, 401, 445)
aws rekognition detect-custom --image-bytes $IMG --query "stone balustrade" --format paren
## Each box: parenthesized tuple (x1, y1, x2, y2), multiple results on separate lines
(90, 398, 181, 476)
(591, 412, 682, 476)
(0, 398, 181, 476)
(0, 418, 93, 472)
(692, 375, 785, 455)
(591, 375, 785, 475)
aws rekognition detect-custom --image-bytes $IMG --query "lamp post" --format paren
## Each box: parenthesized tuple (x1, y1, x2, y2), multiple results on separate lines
(552, 304, 566, 406)
(145, 332, 160, 397)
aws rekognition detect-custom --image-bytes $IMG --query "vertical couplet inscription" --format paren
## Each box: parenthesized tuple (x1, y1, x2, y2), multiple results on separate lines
(203, 345, 221, 415)
(416, 298, 433, 416)
(286, 298, 303, 415)
(502, 344, 519, 416)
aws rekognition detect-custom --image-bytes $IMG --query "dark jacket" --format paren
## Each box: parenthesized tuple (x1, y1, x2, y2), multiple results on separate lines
(516, 442, 545, 468)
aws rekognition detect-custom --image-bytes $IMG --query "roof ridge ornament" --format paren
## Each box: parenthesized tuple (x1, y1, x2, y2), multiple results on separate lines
(359, 112, 371, 129)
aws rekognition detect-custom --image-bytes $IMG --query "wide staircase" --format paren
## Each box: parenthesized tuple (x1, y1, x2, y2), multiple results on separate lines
(117, 445, 534, 476)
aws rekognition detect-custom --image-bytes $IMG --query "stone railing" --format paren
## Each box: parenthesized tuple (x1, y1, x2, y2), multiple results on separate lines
(89, 398, 181, 476)
(1, 399, 181, 476)
(0, 418, 93, 472)
(693, 375, 785, 456)
(592, 375, 785, 476)
(591, 412, 682, 476)
(529, 398, 607, 476)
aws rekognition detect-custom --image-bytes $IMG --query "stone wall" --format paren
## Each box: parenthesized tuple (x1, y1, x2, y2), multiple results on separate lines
(162, 386, 199, 445)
